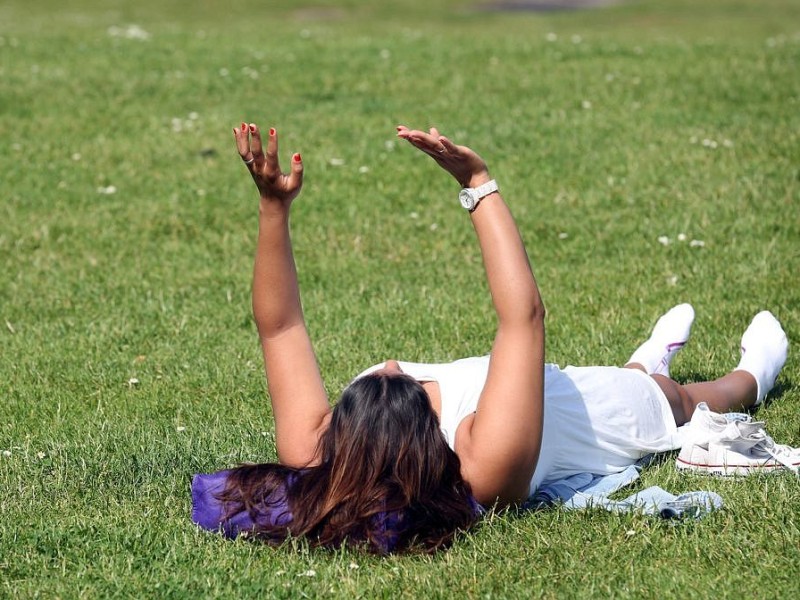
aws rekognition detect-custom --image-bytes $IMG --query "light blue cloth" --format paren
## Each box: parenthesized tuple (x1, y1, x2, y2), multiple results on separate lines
(528, 458, 723, 519)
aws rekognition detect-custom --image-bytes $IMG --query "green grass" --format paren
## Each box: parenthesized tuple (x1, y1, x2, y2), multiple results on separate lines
(1, 0, 799, 597)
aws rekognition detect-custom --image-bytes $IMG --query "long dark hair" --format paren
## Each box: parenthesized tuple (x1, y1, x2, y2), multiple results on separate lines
(217, 372, 480, 553)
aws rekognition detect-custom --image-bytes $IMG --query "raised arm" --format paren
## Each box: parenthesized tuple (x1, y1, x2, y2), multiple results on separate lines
(397, 126, 545, 506)
(234, 122, 331, 467)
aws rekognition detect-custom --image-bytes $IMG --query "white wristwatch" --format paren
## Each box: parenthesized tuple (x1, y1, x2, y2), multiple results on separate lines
(459, 179, 498, 212)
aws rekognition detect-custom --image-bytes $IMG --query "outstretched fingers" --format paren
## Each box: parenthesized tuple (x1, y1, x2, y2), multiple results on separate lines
(396, 126, 447, 159)
(249, 123, 265, 163)
(234, 122, 253, 163)
(288, 152, 303, 190)
(233, 121, 304, 202)
(438, 135, 459, 153)
(263, 125, 281, 176)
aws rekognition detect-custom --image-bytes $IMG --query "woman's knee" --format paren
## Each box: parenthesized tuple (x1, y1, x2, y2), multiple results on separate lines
(651, 374, 695, 426)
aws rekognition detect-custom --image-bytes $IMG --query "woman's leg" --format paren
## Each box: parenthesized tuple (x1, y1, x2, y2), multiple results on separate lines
(633, 310, 788, 426)
(651, 371, 757, 426)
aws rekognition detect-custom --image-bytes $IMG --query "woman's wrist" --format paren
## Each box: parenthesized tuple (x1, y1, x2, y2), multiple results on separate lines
(467, 170, 492, 189)
(258, 196, 291, 218)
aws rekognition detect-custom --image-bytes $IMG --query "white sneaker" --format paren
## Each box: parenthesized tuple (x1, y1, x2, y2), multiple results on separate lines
(676, 403, 800, 476)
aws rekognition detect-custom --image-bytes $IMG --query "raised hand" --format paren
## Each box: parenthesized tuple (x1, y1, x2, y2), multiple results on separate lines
(396, 125, 490, 188)
(234, 122, 303, 204)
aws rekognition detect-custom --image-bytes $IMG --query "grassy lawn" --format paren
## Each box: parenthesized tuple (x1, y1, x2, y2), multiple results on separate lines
(1, 0, 799, 597)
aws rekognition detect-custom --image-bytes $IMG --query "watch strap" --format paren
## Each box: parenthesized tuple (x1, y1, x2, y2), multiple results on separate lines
(473, 179, 499, 200)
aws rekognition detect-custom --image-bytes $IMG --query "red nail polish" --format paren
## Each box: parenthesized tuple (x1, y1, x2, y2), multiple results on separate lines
(293, 153, 301, 162)
(269, 128, 276, 136)
(241, 122, 246, 131)
(248, 124, 255, 133)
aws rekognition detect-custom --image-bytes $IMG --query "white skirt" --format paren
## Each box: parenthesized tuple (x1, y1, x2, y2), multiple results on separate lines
(533, 365, 681, 494)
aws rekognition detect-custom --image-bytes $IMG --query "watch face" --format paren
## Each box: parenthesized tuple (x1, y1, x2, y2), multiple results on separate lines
(459, 188, 476, 210)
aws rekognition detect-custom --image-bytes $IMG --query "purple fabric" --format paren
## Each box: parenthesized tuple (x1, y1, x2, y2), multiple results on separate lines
(191, 470, 293, 539)
(192, 469, 482, 552)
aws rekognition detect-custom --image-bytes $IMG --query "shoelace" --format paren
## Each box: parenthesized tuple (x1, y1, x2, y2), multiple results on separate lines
(758, 435, 800, 475)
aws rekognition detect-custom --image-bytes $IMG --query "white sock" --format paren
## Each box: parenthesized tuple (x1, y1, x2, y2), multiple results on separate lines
(627, 303, 695, 377)
(735, 311, 788, 405)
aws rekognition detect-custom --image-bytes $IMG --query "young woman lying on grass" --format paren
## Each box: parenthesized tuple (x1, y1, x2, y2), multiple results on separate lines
(192, 122, 790, 553)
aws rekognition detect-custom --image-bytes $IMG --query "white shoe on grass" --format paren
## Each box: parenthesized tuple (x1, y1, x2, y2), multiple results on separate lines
(676, 403, 800, 476)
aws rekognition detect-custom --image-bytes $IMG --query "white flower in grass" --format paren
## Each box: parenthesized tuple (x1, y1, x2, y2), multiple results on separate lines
(677, 233, 687, 242)
(299, 569, 316, 577)
(348, 562, 359, 570)
(241, 66, 259, 80)
(429, 223, 438, 231)
(188, 112, 199, 120)
(702, 138, 718, 149)
(409, 212, 419, 220)
(657, 236, 670, 246)
(2, 450, 11, 457)
(384, 140, 396, 151)
(571, 35, 583, 44)
(36, 452, 46, 459)
(358, 165, 370, 174)
(71, 152, 82, 161)
(219, 68, 230, 77)
(626, 529, 636, 536)
(545, 32, 557, 42)
(558, 232, 569, 240)
(127, 377, 140, 387)
(668, 275, 679, 286)
(97, 185, 117, 195)
(581, 100, 592, 110)
(329, 158, 345, 166)
(690, 239, 705, 247)
(689, 136, 698, 144)
(107, 25, 151, 41)
(723, 139, 733, 148)
(176, 426, 186, 432)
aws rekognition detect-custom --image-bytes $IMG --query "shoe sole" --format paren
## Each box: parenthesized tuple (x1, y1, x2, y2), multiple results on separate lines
(675, 456, 797, 476)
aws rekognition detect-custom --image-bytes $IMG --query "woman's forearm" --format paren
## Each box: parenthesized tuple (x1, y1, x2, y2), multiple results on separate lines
(251, 202, 305, 338)
(467, 177, 545, 326)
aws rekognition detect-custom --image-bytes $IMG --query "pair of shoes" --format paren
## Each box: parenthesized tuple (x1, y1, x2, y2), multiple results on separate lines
(676, 403, 800, 476)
